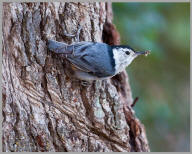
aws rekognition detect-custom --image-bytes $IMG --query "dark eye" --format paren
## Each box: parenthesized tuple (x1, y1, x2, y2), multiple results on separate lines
(125, 51, 130, 55)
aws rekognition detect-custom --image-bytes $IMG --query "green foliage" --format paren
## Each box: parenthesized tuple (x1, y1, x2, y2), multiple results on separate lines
(112, 3, 190, 152)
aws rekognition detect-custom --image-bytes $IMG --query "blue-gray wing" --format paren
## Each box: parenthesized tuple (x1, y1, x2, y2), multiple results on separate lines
(67, 42, 116, 77)
(48, 40, 115, 77)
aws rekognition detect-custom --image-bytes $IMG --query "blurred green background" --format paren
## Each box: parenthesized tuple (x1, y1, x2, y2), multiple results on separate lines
(112, 3, 190, 152)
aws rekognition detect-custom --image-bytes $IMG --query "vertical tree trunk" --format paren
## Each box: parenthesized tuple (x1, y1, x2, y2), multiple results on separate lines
(2, 2, 150, 152)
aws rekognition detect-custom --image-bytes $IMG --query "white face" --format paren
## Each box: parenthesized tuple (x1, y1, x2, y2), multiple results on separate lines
(113, 47, 138, 73)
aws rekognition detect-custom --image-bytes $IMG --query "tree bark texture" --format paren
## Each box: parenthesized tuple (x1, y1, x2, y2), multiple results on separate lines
(2, 2, 150, 152)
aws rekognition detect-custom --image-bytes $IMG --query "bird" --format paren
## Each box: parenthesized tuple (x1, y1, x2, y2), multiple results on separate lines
(47, 39, 150, 81)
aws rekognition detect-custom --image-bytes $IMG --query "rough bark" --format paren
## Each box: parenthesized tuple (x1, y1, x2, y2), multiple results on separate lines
(2, 2, 150, 152)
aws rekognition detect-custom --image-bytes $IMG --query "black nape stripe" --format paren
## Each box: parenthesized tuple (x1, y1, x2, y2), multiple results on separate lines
(108, 46, 115, 71)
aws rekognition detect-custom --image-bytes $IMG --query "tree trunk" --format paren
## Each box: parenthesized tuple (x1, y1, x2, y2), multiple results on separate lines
(2, 2, 150, 152)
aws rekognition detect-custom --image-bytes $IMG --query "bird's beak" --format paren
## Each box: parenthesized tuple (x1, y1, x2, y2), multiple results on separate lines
(135, 50, 150, 57)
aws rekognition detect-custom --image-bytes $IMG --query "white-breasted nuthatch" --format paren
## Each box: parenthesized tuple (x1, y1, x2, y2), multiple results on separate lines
(48, 28, 150, 81)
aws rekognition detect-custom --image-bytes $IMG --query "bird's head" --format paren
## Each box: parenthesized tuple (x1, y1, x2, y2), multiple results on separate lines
(112, 45, 150, 73)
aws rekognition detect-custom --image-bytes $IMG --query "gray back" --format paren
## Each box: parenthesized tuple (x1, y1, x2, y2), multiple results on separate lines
(67, 42, 115, 77)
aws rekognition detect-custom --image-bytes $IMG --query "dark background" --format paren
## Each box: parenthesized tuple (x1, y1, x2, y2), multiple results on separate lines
(112, 2, 190, 152)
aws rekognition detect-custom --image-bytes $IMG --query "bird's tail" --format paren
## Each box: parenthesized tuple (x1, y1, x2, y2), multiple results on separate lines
(47, 39, 71, 54)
